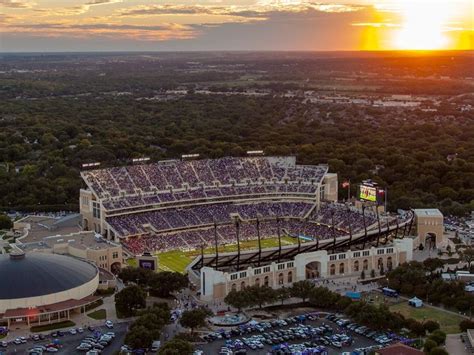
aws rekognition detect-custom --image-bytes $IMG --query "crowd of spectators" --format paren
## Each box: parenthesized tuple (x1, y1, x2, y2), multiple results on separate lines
(118, 202, 376, 255)
(83, 157, 327, 200)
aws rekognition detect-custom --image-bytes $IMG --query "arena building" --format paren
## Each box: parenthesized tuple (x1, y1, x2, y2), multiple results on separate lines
(0, 252, 100, 327)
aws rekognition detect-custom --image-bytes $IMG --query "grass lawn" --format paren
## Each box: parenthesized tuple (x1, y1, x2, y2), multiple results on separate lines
(156, 236, 301, 273)
(87, 309, 107, 320)
(390, 302, 464, 334)
(30, 320, 75, 333)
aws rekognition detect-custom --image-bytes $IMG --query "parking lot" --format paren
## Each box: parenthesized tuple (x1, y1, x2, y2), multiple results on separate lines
(0, 322, 130, 355)
(197, 312, 412, 355)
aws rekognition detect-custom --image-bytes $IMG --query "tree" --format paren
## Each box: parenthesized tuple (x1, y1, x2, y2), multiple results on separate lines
(149, 272, 189, 297)
(179, 308, 211, 334)
(275, 287, 291, 305)
(0, 215, 12, 230)
(245, 285, 277, 309)
(118, 266, 153, 286)
(423, 339, 437, 353)
(423, 258, 444, 275)
(158, 339, 193, 355)
(309, 287, 340, 308)
(408, 320, 426, 337)
(370, 269, 376, 278)
(224, 289, 250, 312)
(423, 320, 440, 333)
(429, 348, 449, 355)
(115, 285, 146, 317)
(461, 248, 474, 268)
(459, 319, 474, 332)
(290, 280, 315, 302)
(429, 330, 446, 345)
(360, 270, 365, 280)
(124, 325, 156, 350)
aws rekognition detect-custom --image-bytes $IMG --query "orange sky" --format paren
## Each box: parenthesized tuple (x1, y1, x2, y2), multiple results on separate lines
(1, 0, 473, 51)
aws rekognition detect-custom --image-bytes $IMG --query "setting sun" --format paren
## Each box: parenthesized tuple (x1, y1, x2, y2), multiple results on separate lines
(393, 0, 455, 50)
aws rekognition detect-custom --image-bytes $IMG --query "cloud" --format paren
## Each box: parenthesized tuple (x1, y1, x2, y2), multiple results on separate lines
(85, 0, 122, 6)
(3, 22, 195, 41)
(0, 0, 31, 9)
(116, 3, 362, 19)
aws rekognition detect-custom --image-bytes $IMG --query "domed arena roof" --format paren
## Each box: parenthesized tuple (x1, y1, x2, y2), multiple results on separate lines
(0, 252, 98, 300)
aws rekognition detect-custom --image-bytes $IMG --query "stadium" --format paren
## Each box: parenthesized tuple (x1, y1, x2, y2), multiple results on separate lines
(79, 155, 416, 275)
(0, 252, 100, 327)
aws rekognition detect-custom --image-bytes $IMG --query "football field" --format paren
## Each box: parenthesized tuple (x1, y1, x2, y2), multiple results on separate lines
(156, 236, 302, 273)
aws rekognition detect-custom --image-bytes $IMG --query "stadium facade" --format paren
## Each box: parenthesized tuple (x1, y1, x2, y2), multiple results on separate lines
(198, 239, 413, 301)
(0, 252, 100, 327)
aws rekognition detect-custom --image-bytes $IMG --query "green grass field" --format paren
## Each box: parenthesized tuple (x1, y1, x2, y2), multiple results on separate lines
(390, 302, 464, 334)
(87, 309, 107, 320)
(156, 236, 301, 273)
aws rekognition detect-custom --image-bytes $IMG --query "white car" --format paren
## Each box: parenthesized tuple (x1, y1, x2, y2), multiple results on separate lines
(105, 320, 113, 329)
(46, 347, 59, 353)
(13, 338, 22, 345)
(78, 328, 84, 333)
(69, 328, 77, 335)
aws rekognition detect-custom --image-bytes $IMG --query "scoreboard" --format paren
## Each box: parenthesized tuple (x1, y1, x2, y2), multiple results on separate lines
(358, 181, 385, 205)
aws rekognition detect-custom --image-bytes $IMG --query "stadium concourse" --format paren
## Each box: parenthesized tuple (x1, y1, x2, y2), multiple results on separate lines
(79, 156, 380, 258)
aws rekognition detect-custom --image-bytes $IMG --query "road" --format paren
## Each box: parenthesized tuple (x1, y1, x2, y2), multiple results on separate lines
(0, 322, 130, 355)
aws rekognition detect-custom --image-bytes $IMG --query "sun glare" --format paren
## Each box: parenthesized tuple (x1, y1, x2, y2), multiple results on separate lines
(393, 0, 452, 50)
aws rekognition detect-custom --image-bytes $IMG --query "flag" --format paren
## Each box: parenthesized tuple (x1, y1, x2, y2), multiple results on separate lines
(342, 181, 350, 188)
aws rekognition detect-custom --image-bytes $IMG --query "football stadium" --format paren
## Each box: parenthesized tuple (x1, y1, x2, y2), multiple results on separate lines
(78, 155, 419, 278)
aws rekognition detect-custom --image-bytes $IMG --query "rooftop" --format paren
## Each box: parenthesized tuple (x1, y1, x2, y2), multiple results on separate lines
(18, 231, 120, 252)
(0, 253, 98, 300)
(414, 209, 443, 218)
(16, 214, 82, 243)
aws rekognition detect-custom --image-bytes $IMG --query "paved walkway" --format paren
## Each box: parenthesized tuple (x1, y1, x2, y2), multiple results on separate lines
(446, 333, 471, 355)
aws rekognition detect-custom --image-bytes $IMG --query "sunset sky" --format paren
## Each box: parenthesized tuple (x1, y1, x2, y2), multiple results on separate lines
(1, 0, 473, 52)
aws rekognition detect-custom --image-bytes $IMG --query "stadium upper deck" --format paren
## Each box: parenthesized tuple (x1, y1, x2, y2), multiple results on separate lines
(81, 156, 328, 206)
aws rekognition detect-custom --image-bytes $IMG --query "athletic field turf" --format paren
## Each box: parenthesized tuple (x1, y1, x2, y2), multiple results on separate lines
(156, 236, 303, 273)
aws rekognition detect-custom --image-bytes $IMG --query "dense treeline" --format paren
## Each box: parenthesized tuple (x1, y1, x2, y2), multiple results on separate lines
(0, 91, 473, 215)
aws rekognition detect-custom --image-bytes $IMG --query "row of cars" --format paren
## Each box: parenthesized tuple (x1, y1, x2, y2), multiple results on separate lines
(326, 314, 393, 346)
(203, 314, 319, 343)
(75, 331, 116, 353)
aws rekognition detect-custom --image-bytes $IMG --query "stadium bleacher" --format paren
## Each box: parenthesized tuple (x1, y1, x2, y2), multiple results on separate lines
(81, 156, 380, 255)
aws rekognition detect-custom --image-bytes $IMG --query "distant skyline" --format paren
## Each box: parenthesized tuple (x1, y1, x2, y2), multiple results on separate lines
(1, 0, 473, 52)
